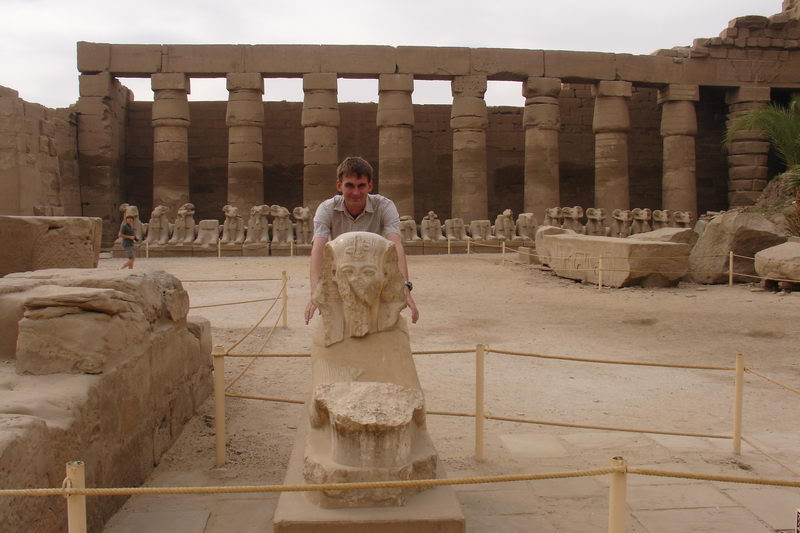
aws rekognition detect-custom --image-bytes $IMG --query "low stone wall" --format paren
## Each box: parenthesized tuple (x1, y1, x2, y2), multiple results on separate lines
(0, 216, 102, 277)
(0, 269, 212, 533)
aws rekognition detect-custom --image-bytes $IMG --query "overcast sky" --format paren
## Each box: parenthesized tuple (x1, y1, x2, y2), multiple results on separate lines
(0, 0, 781, 109)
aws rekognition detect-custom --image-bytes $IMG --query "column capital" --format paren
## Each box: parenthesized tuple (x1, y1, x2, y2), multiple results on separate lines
(303, 73, 338, 91)
(151, 73, 191, 93)
(592, 80, 631, 98)
(523, 77, 561, 98)
(226, 73, 264, 93)
(452, 75, 487, 97)
(725, 86, 771, 105)
(379, 73, 413, 92)
(657, 84, 699, 104)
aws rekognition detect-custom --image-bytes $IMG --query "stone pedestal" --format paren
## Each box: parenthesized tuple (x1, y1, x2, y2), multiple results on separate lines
(303, 74, 340, 213)
(450, 75, 488, 222)
(523, 77, 561, 221)
(226, 73, 265, 215)
(377, 74, 415, 217)
(726, 86, 771, 207)
(151, 74, 191, 215)
(659, 85, 699, 218)
(592, 81, 632, 219)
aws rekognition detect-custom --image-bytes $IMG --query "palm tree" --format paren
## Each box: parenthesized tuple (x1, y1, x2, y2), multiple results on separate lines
(725, 95, 800, 219)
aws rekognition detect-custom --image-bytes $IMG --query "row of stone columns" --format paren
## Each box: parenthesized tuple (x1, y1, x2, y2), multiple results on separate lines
(140, 72, 759, 223)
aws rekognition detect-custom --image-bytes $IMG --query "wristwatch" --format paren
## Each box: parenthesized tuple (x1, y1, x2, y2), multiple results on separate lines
(404, 280, 413, 291)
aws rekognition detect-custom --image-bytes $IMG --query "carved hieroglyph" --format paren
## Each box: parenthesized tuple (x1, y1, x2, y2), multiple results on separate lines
(305, 232, 437, 508)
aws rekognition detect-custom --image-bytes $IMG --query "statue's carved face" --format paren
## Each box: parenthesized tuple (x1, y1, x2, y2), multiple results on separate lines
(336, 262, 382, 305)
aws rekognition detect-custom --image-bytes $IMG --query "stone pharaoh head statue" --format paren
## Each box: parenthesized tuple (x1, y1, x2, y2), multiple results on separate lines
(312, 231, 407, 346)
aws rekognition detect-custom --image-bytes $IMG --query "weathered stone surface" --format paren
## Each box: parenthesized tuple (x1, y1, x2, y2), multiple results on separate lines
(543, 232, 690, 287)
(534, 225, 574, 265)
(0, 269, 211, 533)
(754, 239, 800, 283)
(690, 211, 787, 284)
(629, 227, 699, 247)
(0, 216, 102, 277)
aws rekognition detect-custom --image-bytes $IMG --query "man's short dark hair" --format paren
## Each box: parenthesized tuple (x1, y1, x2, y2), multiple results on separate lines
(337, 156, 373, 182)
(125, 215, 134, 221)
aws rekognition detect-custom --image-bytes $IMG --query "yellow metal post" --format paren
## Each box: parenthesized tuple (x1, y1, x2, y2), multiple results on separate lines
(467, 238, 471, 254)
(608, 456, 627, 533)
(475, 343, 486, 461)
(66, 461, 87, 533)
(281, 270, 289, 328)
(598, 254, 604, 290)
(733, 353, 745, 454)
(213, 346, 226, 466)
(728, 251, 734, 286)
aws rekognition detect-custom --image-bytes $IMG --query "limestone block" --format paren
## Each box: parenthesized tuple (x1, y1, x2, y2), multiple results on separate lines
(729, 141, 771, 154)
(244, 45, 322, 75)
(303, 73, 338, 91)
(544, 51, 615, 82)
(78, 72, 114, 97)
(226, 97, 264, 127)
(377, 92, 414, 127)
(725, 86, 771, 104)
(594, 81, 632, 98)
(109, 44, 162, 75)
(523, 101, 560, 129)
(470, 48, 544, 78)
(592, 97, 631, 133)
(228, 141, 263, 163)
(452, 75, 487, 97)
(729, 166, 769, 180)
(523, 77, 562, 98)
(657, 84, 700, 103)
(728, 154, 768, 167)
(629, 227, 699, 247)
(226, 73, 264, 92)
(544, 233, 690, 287)
(534, 225, 574, 265)
(228, 126, 264, 145)
(660, 101, 698, 136)
(152, 98, 190, 125)
(301, 91, 339, 128)
(396, 46, 470, 77)
(755, 240, 800, 283)
(163, 44, 245, 74)
(193, 219, 220, 248)
(76, 41, 110, 73)
(379, 74, 414, 92)
(0, 86, 19, 98)
(228, 165, 264, 212)
(320, 45, 396, 75)
(151, 73, 191, 92)
(690, 211, 786, 284)
(614, 54, 684, 85)
(0, 216, 102, 277)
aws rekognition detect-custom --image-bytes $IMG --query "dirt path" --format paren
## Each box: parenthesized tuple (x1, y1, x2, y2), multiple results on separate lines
(100, 253, 800, 532)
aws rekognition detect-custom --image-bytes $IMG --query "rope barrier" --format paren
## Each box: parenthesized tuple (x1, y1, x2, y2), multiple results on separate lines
(225, 299, 286, 392)
(731, 253, 756, 261)
(223, 280, 285, 355)
(488, 348, 735, 371)
(189, 297, 279, 310)
(741, 436, 800, 477)
(225, 393, 304, 404)
(627, 467, 800, 487)
(181, 278, 283, 282)
(733, 271, 800, 284)
(218, 348, 475, 358)
(745, 368, 800, 396)
(0, 467, 622, 498)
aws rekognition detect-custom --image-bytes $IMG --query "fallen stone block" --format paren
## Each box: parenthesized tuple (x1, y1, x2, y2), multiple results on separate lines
(629, 227, 699, 248)
(755, 237, 800, 285)
(543, 233, 690, 288)
(690, 211, 786, 284)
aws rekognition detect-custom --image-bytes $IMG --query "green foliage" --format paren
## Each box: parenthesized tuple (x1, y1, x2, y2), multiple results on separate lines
(724, 96, 800, 176)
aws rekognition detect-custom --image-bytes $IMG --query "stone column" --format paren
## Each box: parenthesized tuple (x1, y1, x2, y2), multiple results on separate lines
(725, 86, 771, 207)
(151, 73, 190, 213)
(377, 74, 414, 217)
(658, 84, 699, 217)
(226, 73, 265, 213)
(450, 75, 488, 222)
(302, 73, 339, 212)
(592, 81, 632, 216)
(523, 77, 561, 220)
(77, 72, 129, 246)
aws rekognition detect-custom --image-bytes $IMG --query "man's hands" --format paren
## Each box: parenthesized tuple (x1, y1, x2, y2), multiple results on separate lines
(304, 300, 317, 325)
(407, 292, 419, 324)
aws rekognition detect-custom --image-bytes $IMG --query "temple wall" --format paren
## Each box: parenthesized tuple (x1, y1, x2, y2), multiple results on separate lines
(0, 86, 80, 217)
(122, 86, 727, 222)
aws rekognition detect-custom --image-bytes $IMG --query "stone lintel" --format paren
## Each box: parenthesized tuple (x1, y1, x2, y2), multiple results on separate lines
(77, 41, 111, 73)
(379, 74, 414, 92)
(725, 86, 771, 104)
(592, 80, 632, 98)
(451, 75, 487, 97)
(303, 73, 338, 92)
(396, 46, 471, 77)
(226, 73, 264, 92)
(151, 73, 191, 93)
(523, 77, 562, 98)
(657, 84, 700, 104)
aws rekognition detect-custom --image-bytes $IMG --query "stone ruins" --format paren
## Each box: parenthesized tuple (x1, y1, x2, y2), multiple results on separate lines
(3, 4, 800, 249)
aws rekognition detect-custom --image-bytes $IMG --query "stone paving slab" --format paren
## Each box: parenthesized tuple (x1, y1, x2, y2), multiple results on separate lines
(721, 485, 800, 531)
(633, 507, 773, 533)
(105, 510, 209, 533)
(498, 432, 569, 458)
(626, 483, 738, 510)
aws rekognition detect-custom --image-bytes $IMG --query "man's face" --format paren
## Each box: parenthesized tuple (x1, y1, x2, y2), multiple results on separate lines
(336, 173, 373, 214)
(126, 217, 134, 225)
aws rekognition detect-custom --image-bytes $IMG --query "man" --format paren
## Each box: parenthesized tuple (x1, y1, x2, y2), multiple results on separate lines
(304, 156, 419, 325)
(118, 215, 137, 269)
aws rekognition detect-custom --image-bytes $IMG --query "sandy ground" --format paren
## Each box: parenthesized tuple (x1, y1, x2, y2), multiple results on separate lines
(98, 252, 800, 532)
